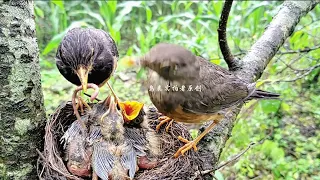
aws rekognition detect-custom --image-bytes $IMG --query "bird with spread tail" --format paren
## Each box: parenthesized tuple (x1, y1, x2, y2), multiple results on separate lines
(124, 43, 280, 158)
(56, 27, 119, 128)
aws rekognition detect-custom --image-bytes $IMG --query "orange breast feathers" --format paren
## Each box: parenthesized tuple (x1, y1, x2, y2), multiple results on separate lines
(166, 105, 223, 124)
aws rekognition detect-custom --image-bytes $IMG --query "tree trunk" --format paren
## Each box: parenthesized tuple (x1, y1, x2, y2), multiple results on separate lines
(0, 0, 46, 179)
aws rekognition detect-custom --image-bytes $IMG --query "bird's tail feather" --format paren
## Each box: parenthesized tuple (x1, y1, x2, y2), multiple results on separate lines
(249, 89, 280, 100)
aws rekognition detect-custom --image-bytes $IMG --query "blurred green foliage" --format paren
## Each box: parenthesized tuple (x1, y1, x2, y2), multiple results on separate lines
(34, 1, 320, 179)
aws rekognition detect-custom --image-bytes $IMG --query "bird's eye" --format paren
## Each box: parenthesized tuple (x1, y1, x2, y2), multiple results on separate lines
(132, 116, 143, 125)
(159, 66, 171, 75)
(116, 104, 121, 110)
(180, 63, 187, 67)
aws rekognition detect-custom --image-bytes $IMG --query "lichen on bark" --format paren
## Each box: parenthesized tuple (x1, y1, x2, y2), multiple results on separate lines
(0, 0, 46, 179)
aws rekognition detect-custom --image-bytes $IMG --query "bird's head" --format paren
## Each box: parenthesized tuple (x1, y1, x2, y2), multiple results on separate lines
(100, 96, 124, 141)
(123, 43, 200, 81)
(56, 27, 98, 92)
(119, 101, 144, 123)
(66, 135, 92, 177)
(67, 157, 92, 177)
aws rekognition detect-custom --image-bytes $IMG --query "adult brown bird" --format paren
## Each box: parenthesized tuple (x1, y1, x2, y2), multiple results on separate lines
(125, 43, 280, 158)
(56, 27, 119, 126)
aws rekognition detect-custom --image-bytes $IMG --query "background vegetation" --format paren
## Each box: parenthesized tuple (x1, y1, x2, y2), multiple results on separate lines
(34, 1, 320, 179)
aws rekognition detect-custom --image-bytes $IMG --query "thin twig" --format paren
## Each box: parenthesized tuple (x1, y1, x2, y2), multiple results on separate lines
(274, 63, 320, 83)
(36, 149, 48, 179)
(278, 44, 320, 55)
(215, 142, 256, 171)
(218, 0, 237, 71)
(200, 135, 269, 175)
(276, 54, 306, 74)
(84, 93, 101, 101)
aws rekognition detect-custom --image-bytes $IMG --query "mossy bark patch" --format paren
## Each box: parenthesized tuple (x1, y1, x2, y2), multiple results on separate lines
(0, 0, 46, 179)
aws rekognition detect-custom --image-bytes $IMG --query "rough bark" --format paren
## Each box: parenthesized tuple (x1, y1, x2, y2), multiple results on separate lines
(0, 0, 46, 179)
(196, 1, 319, 178)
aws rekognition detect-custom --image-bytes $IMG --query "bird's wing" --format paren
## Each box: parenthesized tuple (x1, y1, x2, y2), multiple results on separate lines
(87, 125, 103, 145)
(92, 141, 115, 180)
(120, 143, 137, 179)
(180, 57, 253, 114)
(124, 127, 148, 156)
(60, 116, 88, 149)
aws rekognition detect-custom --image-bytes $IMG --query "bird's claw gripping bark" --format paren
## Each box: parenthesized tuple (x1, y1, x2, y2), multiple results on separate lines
(173, 118, 222, 158)
(173, 136, 198, 158)
(156, 116, 174, 132)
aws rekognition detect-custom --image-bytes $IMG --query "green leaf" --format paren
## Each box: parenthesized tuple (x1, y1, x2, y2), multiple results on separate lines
(42, 32, 65, 55)
(51, 0, 65, 11)
(136, 68, 146, 79)
(270, 147, 285, 161)
(34, 6, 44, 18)
(281, 102, 291, 113)
(189, 129, 198, 140)
(259, 100, 281, 114)
(146, 7, 152, 23)
(214, 170, 224, 180)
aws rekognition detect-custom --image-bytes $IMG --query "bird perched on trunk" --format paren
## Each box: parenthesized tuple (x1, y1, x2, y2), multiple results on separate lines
(124, 43, 280, 158)
(56, 27, 119, 127)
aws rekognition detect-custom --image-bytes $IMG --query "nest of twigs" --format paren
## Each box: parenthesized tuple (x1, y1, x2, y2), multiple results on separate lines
(37, 101, 209, 180)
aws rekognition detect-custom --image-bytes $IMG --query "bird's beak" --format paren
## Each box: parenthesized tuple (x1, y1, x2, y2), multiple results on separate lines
(121, 56, 145, 67)
(76, 66, 89, 92)
(108, 95, 117, 113)
(119, 101, 144, 121)
(101, 96, 119, 124)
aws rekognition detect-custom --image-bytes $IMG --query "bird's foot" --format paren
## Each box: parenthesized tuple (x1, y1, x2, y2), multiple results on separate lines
(156, 116, 174, 132)
(173, 118, 223, 158)
(72, 85, 99, 133)
(76, 96, 91, 115)
(173, 136, 198, 158)
(72, 102, 86, 131)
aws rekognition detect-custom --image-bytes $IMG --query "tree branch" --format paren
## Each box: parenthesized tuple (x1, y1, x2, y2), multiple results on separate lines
(200, 134, 268, 176)
(275, 63, 320, 83)
(197, 1, 319, 178)
(236, 1, 319, 82)
(218, 0, 238, 71)
(278, 44, 320, 55)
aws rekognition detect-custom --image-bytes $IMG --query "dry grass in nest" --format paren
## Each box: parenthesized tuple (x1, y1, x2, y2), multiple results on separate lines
(37, 101, 208, 180)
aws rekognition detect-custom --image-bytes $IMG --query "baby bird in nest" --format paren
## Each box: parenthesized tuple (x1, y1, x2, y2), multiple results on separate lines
(89, 96, 160, 180)
(124, 43, 280, 158)
(60, 115, 93, 178)
(61, 96, 160, 180)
